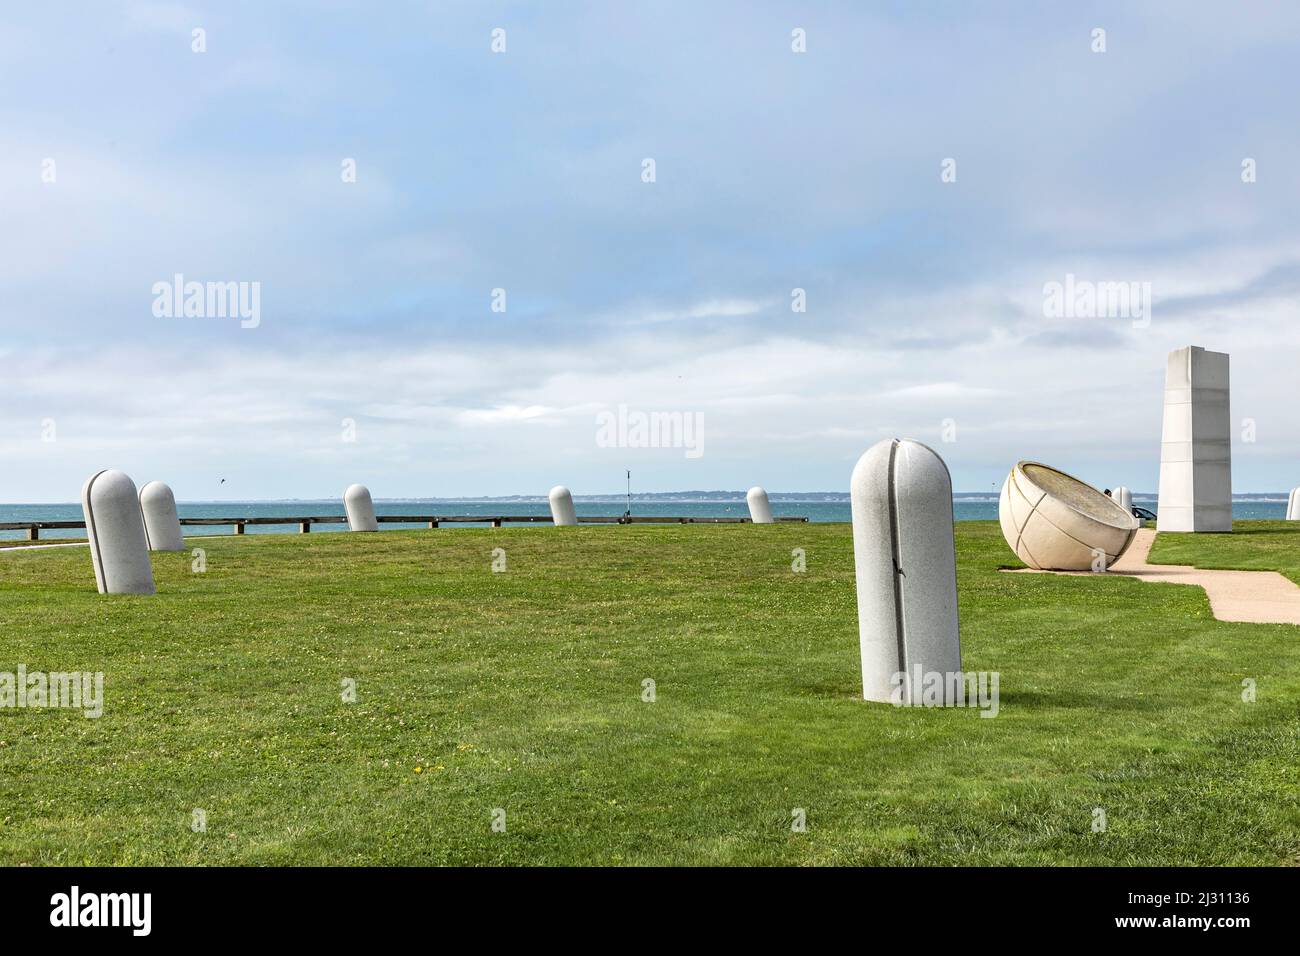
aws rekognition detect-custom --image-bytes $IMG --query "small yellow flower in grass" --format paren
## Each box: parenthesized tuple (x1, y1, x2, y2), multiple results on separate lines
(414, 766, 422, 774)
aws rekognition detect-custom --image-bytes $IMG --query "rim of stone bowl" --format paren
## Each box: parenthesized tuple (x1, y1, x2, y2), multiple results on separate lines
(1016, 460, 1139, 530)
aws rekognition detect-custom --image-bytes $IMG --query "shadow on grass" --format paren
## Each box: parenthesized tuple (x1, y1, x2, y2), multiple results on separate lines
(792, 683, 1164, 713)
(994, 690, 1168, 712)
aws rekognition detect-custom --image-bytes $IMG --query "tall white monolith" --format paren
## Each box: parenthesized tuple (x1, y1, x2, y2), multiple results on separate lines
(139, 480, 184, 551)
(850, 439, 961, 704)
(1287, 488, 1299, 521)
(549, 485, 577, 526)
(1157, 346, 1232, 532)
(81, 469, 156, 595)
(1113, 486, 1134, 516)
(746, 486, 774, 523)
(344, 484, 378, 531)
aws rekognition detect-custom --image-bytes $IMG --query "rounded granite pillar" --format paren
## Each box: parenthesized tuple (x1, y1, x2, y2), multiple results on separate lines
(344, 484, 378, 531)
(850, 439, 961, 704)
(81, 469, 156, 595)
(1287, 488, 1299, 521)
(548, 485, 577, 526)
(139, 480, 184, 551)
(746, 486, 774, 523)
(1113, 486, 1134, 516)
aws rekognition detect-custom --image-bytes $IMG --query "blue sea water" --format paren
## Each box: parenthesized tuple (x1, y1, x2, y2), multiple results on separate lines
(0, 497, 1289, 541)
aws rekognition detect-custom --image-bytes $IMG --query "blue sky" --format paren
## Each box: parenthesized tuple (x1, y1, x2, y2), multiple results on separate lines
(3, 1, 1299, 500)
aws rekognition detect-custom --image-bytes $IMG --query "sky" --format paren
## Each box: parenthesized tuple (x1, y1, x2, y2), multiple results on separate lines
(2, 1, 1299, 501)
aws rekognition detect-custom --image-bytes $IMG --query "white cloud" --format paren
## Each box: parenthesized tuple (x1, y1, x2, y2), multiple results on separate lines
(4, 2, 1300, 499)
(457, 405, 562, 426)
(640, 298, 769, 323)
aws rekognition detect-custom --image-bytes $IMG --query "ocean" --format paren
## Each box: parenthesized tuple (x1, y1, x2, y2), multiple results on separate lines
(0, 496, 1290, 541)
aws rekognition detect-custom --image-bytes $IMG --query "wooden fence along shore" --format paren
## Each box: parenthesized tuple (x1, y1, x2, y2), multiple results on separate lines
(2, 514, 810, 541)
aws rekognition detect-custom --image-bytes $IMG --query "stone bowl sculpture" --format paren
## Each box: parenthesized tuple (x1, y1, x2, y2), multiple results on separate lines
(999, 461, 1139, 571)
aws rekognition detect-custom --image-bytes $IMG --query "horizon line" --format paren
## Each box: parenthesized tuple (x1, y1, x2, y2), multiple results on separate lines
(2, 491, 1294, 506)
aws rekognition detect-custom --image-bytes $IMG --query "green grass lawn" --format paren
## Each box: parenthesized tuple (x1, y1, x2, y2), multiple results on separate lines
(1149, 521, 1300, 582)
(1, 521, 1297, 866)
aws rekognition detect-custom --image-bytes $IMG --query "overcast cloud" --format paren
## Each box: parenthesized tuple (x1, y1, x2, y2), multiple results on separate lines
(2, 1, 1298, 500)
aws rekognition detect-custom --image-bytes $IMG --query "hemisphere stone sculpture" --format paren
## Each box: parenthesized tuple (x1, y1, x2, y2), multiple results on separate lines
(1287, 488, 1299, 521)
(81, 469, 156, 595)
(1157, 345, 1232, 532)
(746, 486, 774, 524)
(548, 485, 577, 526)
(139, 480, 184, 551)
(344, 484, 378, 532)
(850, 439, 961, 705)
(1000, 461, 1139, 571)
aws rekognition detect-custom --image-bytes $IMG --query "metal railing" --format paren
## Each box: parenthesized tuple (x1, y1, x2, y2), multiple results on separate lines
(1, 514, 809, 540)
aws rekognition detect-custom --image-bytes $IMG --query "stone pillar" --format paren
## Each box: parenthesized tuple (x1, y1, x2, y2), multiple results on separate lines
(1157, 346, 1232, 532)
(81, 469, 156, 595)
(746, 486, 774, 523)
(1113, 486, 1134, 516)
(1287, 488, 1299, 521)
(850, 439, 961, 704)
(139, 480, 185, 551)
(344, 484, 378, 531)
(548, 485, 577, 526)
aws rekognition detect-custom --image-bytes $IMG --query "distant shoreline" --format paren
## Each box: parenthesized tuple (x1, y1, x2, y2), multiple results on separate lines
(2, 492, 1292, 505)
